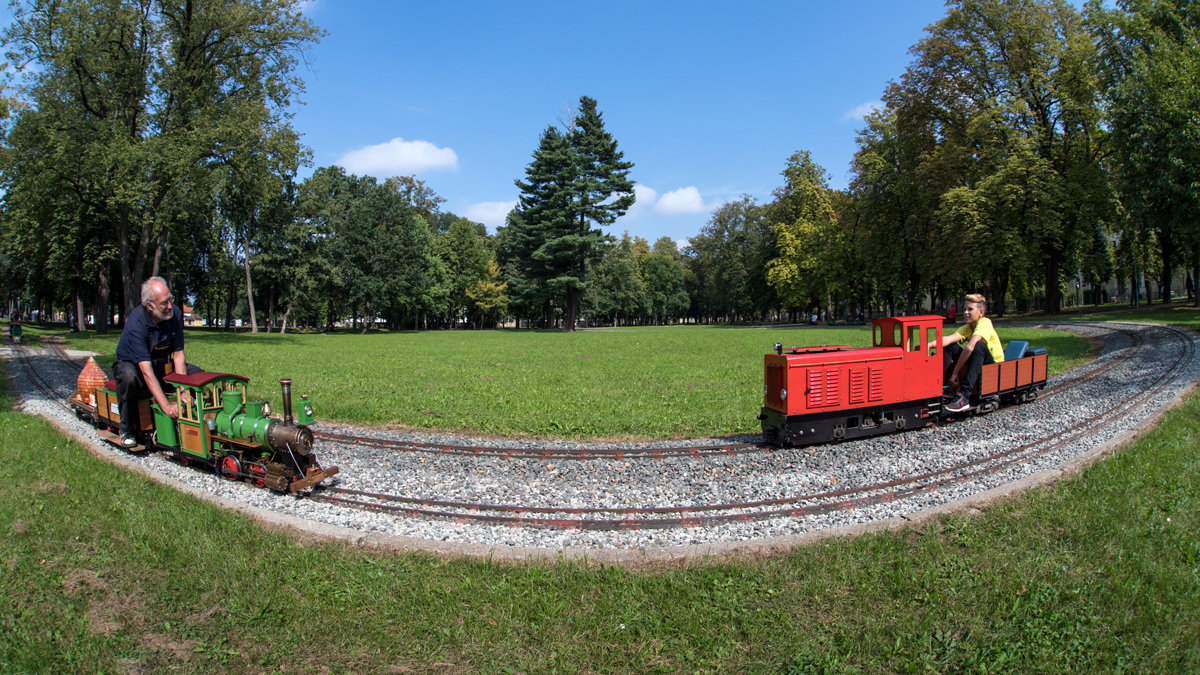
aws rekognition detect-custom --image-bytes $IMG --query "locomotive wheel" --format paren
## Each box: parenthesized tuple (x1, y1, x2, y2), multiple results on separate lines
(179, 453, 191, 467)
(247, 463, 267, 488)
(219, 456, 241, 481)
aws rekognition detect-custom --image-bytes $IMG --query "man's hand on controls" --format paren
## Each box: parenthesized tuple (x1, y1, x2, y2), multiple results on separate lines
(163, 402, 179, 419)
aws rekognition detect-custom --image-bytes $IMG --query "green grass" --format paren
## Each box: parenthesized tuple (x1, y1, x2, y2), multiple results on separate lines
(3, 341, 1199, 673)
(40, 323, 1087, 440)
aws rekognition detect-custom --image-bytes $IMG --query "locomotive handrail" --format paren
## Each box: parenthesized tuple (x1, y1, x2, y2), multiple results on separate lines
(781, 345, 852, 354)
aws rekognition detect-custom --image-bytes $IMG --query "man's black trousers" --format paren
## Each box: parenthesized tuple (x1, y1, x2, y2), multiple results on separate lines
(113, 361, 203, 435)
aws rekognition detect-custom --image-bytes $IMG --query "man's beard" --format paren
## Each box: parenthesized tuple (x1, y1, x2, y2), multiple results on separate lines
(150, 305, 172, 322)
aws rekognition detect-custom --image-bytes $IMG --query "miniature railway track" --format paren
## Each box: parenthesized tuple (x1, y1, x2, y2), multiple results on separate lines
(309, 321, 1143, 461)
(303, 323, 1194, 531)
(14, 322, 1193, 532)
(10, 337, 76, 413)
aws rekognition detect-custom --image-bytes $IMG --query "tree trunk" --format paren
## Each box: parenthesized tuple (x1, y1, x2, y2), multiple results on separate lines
(1160, 230, 1174, 304)
(74, 293, 86, 332)
(151, 227, 169, 281)
(95, 259, 110, 335)
(225, 279, 236, 330)
(118, 204, 155, 319)
(243, 226, 258, 333)
(993, 267, 1010, 318)
(1043, 254, 1062, 314)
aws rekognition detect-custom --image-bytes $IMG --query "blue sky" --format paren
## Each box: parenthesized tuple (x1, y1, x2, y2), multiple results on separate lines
(9, 1, 1080, 245)
(292, 0, 956, 245)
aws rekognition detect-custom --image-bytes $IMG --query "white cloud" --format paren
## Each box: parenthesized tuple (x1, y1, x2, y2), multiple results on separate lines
(843, 100, 883, 121)
(296, 0, 321, 15)
(465, 200, 518, 227)
(675, 238, 690, 251)
(620, 185, 658, 220)
(654, 186, 707, 215)
(336, 137, 458, 176)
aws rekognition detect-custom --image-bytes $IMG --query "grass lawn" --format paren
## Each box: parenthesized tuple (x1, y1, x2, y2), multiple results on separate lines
(31, 321, 1089, 440)
(2, 335, 1199, 673)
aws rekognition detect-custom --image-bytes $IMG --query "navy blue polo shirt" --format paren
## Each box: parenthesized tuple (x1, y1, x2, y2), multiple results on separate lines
(116, 304, 185, 365)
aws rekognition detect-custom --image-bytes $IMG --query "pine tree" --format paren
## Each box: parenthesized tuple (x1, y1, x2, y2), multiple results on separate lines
(511, 96, 635, 330)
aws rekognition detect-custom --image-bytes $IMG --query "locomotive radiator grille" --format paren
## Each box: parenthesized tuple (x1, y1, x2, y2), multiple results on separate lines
(807, 369, 823, 408)
(868, 366, 884, 402)
(849, 369, 866, 404)
(808, 368, 842, 408)
(824, 369, 840, 407)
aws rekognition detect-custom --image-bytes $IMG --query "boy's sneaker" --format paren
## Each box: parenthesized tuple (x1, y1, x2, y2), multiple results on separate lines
(945, 393, 971, 413)
(118, 433, 138, 448)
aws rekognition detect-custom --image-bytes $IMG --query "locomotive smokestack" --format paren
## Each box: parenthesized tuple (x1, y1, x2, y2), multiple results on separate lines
(279, 378, 294, 425)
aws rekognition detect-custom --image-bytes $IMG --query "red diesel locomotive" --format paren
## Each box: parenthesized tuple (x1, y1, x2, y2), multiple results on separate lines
(758, 315, 1047, 447)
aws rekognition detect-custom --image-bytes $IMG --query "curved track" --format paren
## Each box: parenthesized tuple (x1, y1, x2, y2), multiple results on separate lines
(304, 323, 1189, 529)
(9, 322, 1196, 536)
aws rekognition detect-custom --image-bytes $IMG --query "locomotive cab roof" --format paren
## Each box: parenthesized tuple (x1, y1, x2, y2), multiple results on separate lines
(163, 371, 249, 388)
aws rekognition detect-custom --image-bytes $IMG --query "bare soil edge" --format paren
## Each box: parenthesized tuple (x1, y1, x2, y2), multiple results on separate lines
(24, 324, 1200, 566)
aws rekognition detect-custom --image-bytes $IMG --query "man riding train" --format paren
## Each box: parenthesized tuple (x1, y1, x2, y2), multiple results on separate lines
(927, 293, 1005, 413)
(114, 276, 204, 447)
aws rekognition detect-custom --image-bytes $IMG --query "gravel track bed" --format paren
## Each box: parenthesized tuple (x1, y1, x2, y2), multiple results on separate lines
(7, 321, 1197, 550)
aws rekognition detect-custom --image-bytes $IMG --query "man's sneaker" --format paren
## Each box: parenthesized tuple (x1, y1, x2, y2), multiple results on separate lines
(118, 433, 138, 448)
(945, 393, 971, 413)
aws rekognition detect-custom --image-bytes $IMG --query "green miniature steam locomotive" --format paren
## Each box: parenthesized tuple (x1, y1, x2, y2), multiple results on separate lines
(72, 369, 338, 493)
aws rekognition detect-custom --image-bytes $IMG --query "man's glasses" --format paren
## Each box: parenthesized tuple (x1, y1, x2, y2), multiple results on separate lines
(156, 297, 174, 309)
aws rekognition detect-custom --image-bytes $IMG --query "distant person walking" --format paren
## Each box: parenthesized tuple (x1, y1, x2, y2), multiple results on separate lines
(947, 303, 957, 323)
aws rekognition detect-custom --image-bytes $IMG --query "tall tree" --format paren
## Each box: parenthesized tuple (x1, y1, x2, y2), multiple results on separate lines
(435, 216, 491, 327)
(1093, 0, 1200, 305)
(586, 233, 644, 326)
(511, 96, 635, 330)
(887, 0, 1112, 314)
(766, 151, 838, 313)
(2, 0, 321, 320)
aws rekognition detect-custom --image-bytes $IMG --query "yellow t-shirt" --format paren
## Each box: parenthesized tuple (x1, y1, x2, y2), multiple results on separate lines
(955, 317, 1005, 363)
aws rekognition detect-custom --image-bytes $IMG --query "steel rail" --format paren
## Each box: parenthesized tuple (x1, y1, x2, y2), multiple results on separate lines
(311, 321, 1139, 460)
(303, 323, 1194, 530)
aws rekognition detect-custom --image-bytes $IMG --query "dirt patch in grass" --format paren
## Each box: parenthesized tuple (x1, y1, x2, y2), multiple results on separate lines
(63, 569, 110, 595)
(79, 577, 148, 637)
(9, 519, 28, 535)
(35, 480, 68, 494)
(116, 658, 146, 675)
(138, 632, 198, 661)
(184, 604, 223, 624)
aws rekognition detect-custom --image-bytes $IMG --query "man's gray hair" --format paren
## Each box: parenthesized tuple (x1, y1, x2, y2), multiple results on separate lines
(141, 276, 169, 306)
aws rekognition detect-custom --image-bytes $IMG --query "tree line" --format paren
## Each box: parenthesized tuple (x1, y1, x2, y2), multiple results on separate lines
(2, 0, 1198, 333)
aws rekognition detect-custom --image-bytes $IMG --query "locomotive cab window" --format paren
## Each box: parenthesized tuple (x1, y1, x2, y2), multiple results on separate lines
(927, 327, 938, 356)
(907, 326, 921, 352)
(873, 323, 882, 347)
(178, 389, 197, 422)
(893, 324, 902, 348)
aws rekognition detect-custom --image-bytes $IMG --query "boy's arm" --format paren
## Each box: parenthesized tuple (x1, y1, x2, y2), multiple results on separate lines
(928, 332, 962, 352)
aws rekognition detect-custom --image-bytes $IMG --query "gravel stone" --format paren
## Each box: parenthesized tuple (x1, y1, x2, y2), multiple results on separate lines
(6, 321, 1196, 551)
